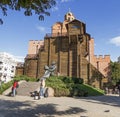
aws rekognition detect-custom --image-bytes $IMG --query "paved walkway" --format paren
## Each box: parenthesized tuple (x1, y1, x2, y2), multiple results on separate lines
(0, 94, 120, 117)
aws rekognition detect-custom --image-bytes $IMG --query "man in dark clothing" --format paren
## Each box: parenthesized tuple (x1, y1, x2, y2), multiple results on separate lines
(0, 79, 2, 90)
(117, 84, 120, 97)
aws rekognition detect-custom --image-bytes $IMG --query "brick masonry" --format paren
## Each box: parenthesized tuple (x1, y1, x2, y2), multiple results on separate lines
(16, 12, 110, 89)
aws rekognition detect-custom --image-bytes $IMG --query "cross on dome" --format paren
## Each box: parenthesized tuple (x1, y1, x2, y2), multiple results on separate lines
(64, 9, 75, 21)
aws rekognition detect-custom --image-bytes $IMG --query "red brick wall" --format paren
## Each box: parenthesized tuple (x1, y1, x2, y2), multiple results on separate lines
(89, 38, 110, 77)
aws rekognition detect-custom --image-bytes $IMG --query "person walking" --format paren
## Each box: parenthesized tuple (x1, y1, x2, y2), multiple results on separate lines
(39, 78, 45, 99)
(118, 84, 120, 97)
(12, 80, 19, 97)
(0, 79, 2, 90)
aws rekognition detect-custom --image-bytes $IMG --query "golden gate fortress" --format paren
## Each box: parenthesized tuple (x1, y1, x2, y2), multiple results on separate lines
(16, 11, 110, 89)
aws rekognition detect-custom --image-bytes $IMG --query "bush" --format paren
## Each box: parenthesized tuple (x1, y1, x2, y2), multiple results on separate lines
(54, 87, 70, 97)
(14, 75, 37, 82)
(60, 77, 74, 84)
(80, 84, 104, 96)
(71, 77, 84, 84)
(1, 75, 104, 97)
(69, 84, 87, 97)
(59, 77, 84, 84)
(46, 76, 104, 97)
(0, 80, 13, 94)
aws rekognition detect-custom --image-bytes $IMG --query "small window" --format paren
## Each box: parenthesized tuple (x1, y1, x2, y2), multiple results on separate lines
(72, 25, 80, 29)
(0, 73, 2, 77)
(11, 70, 14, 73)
(0, 62, 3, 64)
(3, 75, 6, 78)
(4, 68, 7, 71)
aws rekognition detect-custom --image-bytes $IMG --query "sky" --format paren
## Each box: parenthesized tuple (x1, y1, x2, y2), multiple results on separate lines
(0, 0, 120, 62)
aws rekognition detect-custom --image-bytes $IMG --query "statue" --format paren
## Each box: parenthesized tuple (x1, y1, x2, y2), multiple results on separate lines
(42, 61, 56, 79)
(39, 61, 56, 98)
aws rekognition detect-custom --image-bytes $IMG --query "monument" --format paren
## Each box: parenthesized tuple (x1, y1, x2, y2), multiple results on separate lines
(39, 61, 56, 98)
(16, 11, 111, 89)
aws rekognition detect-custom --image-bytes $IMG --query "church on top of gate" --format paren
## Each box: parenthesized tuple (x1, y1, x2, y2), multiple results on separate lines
(16, 11, 111, 89)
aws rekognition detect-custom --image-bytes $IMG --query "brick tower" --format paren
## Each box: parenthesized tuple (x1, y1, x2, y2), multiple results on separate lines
(22, 11, 110, 88)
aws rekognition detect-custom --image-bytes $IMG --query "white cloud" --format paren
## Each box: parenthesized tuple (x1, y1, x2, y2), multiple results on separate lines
(109, 36, 120, 46)
(61, 0, 71, 2)
(36, 26, 51, 35)
(51, 0, 71, 11)
(37, 26, 46, 32)
(14, 56, 24, 62)
(0, 52, 24, 62)
(51, 6, 59, 12)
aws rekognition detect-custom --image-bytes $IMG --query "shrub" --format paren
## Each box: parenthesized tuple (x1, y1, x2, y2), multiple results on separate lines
(59, 77, 84, 84)
(54, 87, 70, 97)
(69, 84, 87, 97)
(1, 75, 104, 97)
(60, 77, 74, 84)
(71, 77, 84, 84)
(14, 75, 37, 82)
(46, 76, 104, 97)
(80, 84, 104, 96)
(0, 80, 13, 94)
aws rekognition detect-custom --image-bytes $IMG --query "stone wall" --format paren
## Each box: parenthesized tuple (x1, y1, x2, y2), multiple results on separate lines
(18, 12, 111, 89)
(89, 38, 110, 78)
(24, 58, 38, 78)
(15, 67, 24, 76)
(28, 40, 44, 55)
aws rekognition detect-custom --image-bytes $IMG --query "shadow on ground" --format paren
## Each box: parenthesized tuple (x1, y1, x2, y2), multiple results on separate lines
(74, 95, 120, 107)
(0, 99, 86, 117)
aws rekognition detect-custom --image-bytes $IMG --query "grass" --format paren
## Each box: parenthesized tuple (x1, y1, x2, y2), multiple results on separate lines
(0, 75, 104, 97)
(0, 75, 37, 94)
(46, 76, 104, 97)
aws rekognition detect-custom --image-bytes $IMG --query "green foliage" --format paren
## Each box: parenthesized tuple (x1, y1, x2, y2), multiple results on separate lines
(46, 76, 104, 97)
(80, 84, 104, 96)
(0, 80, 13, 94)
(110, 61, 120, 84)
(0, 75, 104, 97)
(14, 75, 37, 82)
(70, 84, 86, 96)
(46, 76, 67, 89)
(0, 75, 37, 94)
(0, 0, 56, 24)
(54, 88, 70, 97)
(61, 77, 84, 84)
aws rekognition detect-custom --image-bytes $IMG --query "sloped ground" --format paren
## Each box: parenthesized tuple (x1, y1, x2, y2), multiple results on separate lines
(17, 81, 40, 96)
(3, 81, 40, 96)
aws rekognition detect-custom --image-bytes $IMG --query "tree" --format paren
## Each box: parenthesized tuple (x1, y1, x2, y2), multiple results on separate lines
(110, 61, 120, 84)
(118, 56, 120, 63)
(0, 0, 56, 24)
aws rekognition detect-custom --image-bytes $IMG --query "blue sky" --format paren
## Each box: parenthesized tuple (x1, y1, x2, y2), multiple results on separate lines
(0, 0, 120, 62)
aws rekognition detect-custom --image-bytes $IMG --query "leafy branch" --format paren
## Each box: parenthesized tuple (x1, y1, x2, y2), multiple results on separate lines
(0, 0, 56, 24)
